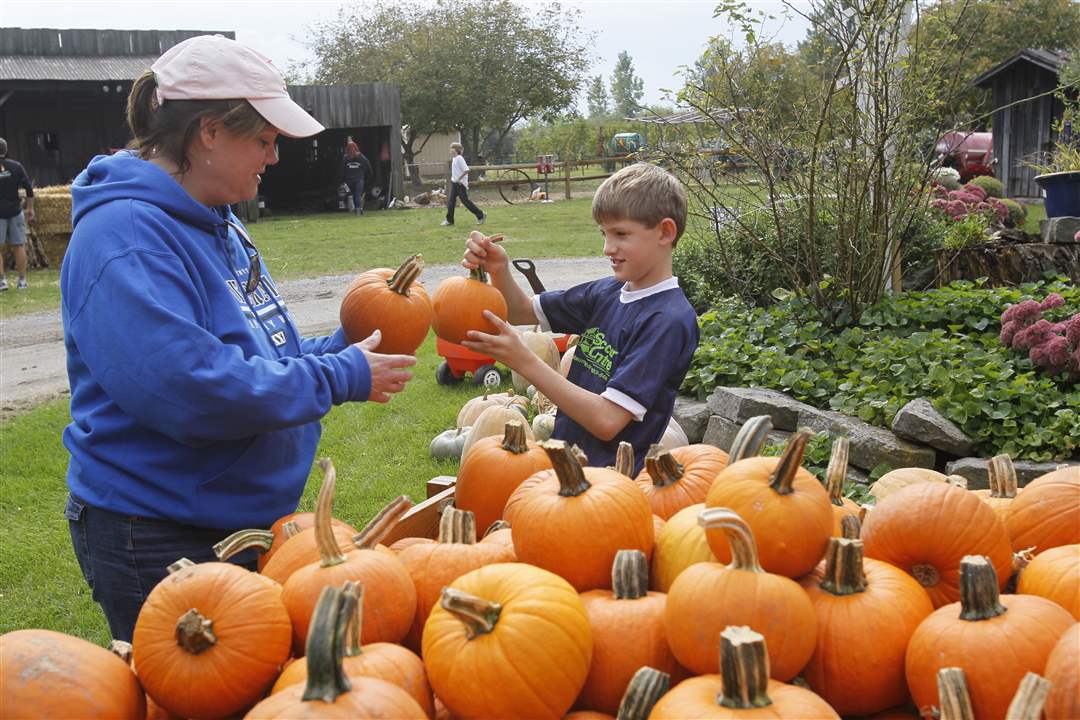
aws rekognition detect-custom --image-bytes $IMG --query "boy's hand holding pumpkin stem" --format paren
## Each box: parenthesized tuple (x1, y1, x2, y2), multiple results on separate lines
(462, 232, 507, 276)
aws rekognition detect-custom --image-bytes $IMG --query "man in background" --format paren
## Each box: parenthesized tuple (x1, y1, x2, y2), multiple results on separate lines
(0, 137, 34, 290)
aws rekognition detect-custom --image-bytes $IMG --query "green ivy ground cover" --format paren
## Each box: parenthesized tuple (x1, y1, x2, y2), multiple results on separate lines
(684, 278, 1080, 462)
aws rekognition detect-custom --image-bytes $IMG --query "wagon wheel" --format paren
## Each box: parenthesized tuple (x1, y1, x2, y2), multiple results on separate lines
(495, 168, 537, 205)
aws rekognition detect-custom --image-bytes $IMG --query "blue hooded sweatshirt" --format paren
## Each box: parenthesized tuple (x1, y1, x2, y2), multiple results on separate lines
(62, 151, 372, 529)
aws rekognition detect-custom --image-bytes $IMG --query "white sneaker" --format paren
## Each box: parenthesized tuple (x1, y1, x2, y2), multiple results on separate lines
(16, 278, 27, 290)
(440, 220, 453, 226)
(0, 278, 7, 291)
(477, 214, 486, 225)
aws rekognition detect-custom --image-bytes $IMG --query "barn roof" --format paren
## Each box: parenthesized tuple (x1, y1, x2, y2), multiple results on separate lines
(973, 48, 1069, 88)
(0, 54, 155, 81)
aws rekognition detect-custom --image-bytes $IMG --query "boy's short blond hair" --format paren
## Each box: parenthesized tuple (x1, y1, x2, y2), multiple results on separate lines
(450, 142, 463, 154)
(592, 162, 688, 245)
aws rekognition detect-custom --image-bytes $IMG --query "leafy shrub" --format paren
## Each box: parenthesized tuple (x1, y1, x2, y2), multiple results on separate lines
(931, 167, 961, 189)
(967, 175, 1004, 198)
(998, 198, 1027, 228)
(941, 213, 992, 249)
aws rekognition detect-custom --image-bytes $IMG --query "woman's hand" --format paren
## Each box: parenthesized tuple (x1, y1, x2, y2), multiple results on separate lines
(461, 311, 533, 373)
(462, 231, 507, 276)
(354, 330, 417, 403)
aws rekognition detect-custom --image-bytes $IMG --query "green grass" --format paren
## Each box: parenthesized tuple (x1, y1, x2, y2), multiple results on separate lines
(0, 196, 601, 319)
(0, 334, 507, 643)
(1021, 200, 1047, 235)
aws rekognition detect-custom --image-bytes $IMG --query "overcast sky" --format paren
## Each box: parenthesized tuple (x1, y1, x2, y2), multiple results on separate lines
(3, 0, 811, 111)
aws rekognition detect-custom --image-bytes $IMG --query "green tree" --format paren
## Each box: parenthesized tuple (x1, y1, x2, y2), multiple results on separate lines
(586, 75, 610, 118)
(610, 51, 645, 118)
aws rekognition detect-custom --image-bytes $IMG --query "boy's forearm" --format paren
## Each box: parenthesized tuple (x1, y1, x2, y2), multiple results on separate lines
(488, 265, 538, 325)
(517, 356, 632, 441)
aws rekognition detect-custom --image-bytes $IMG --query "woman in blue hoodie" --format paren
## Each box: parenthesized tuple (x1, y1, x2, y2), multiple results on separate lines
(61, 35, 417, 642)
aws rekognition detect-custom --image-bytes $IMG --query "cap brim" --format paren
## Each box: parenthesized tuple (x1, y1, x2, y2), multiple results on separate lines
(249, 96, 324, 138)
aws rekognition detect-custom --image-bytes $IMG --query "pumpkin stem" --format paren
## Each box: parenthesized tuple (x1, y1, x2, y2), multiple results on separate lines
(314, 459, 348, 567)
(469, 265, 490, 283)
(542, 440, 592, 497)
(213, 529, 275, 561)
(167, 558, 195, 574)
(645, 444, 685, 488)
(570, 444, 590, 467)
(387, 254, 424, 295)
(176, 608, 217, 655)
(282, 520, 303, 540)
(937, 667, 975, 720)
(341, 581, 365, 658)
(352, 495, 413, 549)
(946, 474, 969, 490)
(615, 441, 635, 476)
(483, 519, 511, 537)
(616, 666, 671, 720)
(824, 437, 849, 507)
(820, 537, 867, 595)
(729, 415, 773, 462)
(958, 555, 1006, 621)
(911, 563, 940, 588)
(717, 626, 772, 709)
(440, 587, 502, 640)
(499, 420, 530, 455)
(698, 508, 764, 573)
(1005, 672, 1050, 720)
(840, 514, 861, 539)
(301, 584, 353, 703)
(768, 431, 811, 495)
(612, 549, 649, 600)
(108, 640, 133, 664)
(438, 506, 477, 544)
(987, 454, 1018, 499)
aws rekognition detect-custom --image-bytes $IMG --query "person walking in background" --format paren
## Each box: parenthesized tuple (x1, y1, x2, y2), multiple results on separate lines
(342, 138, 373, 215)
(0, 137, 35, 290)
(441, 142, 485, 226)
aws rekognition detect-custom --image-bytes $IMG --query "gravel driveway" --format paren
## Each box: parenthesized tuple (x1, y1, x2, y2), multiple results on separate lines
(0, 257, 611, 420)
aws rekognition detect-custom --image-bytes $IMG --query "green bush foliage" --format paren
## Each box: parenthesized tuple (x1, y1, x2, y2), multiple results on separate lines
(941, 213, 992, 249)
(998, 198, 1027, 228)
(967, 175, 1005, 198)
(684, 277, 1080, 462)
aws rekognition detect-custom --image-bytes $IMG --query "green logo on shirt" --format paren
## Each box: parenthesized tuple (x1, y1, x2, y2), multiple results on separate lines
(575, 327, 619, 381)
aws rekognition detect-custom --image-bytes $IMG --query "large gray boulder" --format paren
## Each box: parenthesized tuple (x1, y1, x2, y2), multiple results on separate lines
(891, 398, 974, 456)
(798, 406, 936, 471)
(700, 414, 790, 455)
(706, 387, 816, 431)
(1040, 216, 1080, 244)
(945, 457, 1078, 490)
(673, 396, 711, 444)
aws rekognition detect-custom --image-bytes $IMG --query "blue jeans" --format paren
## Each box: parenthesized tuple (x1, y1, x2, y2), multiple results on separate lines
(65, 493, 258, 642)
(347, 178, 365, 213)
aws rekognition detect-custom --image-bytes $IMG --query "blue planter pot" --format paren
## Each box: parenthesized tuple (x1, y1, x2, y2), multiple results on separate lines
(1034, 171, 1080, 218)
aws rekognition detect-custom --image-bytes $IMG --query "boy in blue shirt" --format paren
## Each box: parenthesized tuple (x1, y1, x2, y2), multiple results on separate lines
(461, 162, 699, 474)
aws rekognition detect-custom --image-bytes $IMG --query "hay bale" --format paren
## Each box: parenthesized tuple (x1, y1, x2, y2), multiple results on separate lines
(32, 185, 72, 235)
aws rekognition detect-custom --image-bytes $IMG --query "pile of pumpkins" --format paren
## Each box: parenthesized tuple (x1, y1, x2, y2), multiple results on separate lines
(3, 417, 1078, 719)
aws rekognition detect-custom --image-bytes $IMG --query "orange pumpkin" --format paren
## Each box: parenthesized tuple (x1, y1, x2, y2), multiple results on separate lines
(339, 254, 433, 353)
(389, 536, 435, 553)
(1006, 466, 1080, 555)
(282, 463, 417, 652)
(398, 506, 514, 650)
(905, 555, 1074, 720)
(455, 420, 552, 533)
(799, 536, 934, 715)
(272, 581, 434, 717)
(576, 551, 682, 715)
(1, 629, 146, 719)
(822, 437, 860, 536)
(650, 502, 719, 592)
(862, 481, 1013, 608)
(868, 467, 951, 503)
(972, 454, 1018, 525)
(422, 563, 593, 719)
(504, 440, 654, 591)
(247, 584, 427, 719)
(260, 512, 359, 571)
(481, 519, 516, 558)
(704, 431, 833, 578)
(1018, 544, 1079, 620)
(1043, 623, 1080, 720)
(650, 626, 839, 719)
(431, 263, 508, 345)
(132, 559, 292, 719)
(665, 508, 817, 680)
(634, 443, 729, 520)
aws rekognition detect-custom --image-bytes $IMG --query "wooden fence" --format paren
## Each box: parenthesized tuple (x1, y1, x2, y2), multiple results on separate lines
(424, 155, 635, 200)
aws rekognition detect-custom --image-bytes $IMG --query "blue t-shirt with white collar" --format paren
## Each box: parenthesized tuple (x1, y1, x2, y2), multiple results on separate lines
(533, 276, 699, 474)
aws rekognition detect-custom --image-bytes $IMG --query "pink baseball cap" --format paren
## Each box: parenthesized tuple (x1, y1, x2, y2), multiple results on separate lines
(151, 34, 324, 138)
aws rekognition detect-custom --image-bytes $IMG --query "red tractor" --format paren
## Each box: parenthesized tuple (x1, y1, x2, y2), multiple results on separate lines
(935, 131, 995, 182)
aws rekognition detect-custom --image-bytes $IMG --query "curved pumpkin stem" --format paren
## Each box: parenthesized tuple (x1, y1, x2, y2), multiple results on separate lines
(645, 444, 684, 488)
(612, 549, 649, 600)
(729, 415, 773, 462)
(616, 666, 671, 720)
(302, 584, 353, 703)
(958, 555, 1006, 621)
(1006, 672, 1050, 720)
(438, 506, 477, 544)
(937, 667, 975, 720)
(824, 437, 849, 507)
(282, 519, 303, 540)
(341, 580, 365, 658)
(840, 514, 861, 539)
(500, 421, 530, 455)
(768, 431, 811, 495)
(717, 626, 772, 709)
(388, 254, 424, 295)
(108, 640, 133, 664)
(698, 508, 763, 573)
(315, 459, 347, 568)
(615, 441, 635, 476)
(176, 608, 217, 655)
(469, 265, 491, 283)
(542, 440, 591, 497)
(483, 519, 510, 537)
(820, 537, 867, 595)
(352, 495, 413, 549)
(213, 529, 276, 561)
(167, 558, 195, 574)
(440, 587, 502, 640)
(988, 454, 1018, 499)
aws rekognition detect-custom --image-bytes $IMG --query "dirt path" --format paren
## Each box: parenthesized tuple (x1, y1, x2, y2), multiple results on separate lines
(0, 257, 611, 420)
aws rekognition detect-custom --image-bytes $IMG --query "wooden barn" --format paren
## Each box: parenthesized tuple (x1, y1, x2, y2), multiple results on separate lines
(0, 27, 403, 210)
(974, 48, 1070, 199)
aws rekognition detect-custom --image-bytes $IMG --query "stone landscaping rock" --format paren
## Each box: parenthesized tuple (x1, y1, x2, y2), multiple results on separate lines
(1040, 216, 1080, 244)
(706, 387, 816, 431)
(798, 406, 936, 471)
(673, 396, 711, 444)
(702, 415, 740, 455)
(891, 398, 974, 456)
(945, 457, 1079, 490)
